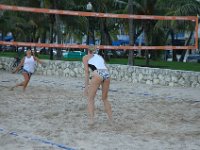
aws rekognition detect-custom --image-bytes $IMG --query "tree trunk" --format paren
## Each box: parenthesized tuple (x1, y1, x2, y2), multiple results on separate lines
(145, 50, 150, 66)
(49, 14, 55, 60)
(179, 31, 193, 62)
(54, 0, 62, 60)
(144, 28, 149, 66)
(127, 0, 135, 66)
(170, 30, 177, 61)
(99, 18, 112, 61)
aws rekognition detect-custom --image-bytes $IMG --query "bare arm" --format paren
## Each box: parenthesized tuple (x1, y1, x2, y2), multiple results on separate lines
(82, 55, 90, 87)
(13, 57, 24, 73)
(33, 56, 43, 64)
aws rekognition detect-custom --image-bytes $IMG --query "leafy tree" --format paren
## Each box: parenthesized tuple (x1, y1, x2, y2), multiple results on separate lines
(1, 0, 200, 63)
(157, 0, 200, 62)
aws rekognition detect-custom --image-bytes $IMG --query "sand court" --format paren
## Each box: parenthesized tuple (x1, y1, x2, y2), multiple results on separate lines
(0, 70, 200, 150)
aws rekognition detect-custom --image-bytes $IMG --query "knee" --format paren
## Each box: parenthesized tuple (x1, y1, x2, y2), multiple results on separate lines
(24, 80, 29, 85)
(88, 96, 95, 103)
(24, 79, 29, 83)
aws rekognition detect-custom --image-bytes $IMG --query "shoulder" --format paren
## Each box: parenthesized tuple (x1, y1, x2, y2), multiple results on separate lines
(21, 57, 25, 61)
(22, 56, 27, 60)
(95, 54, 101, 57)
(96, 54, 104, 60)
(32, 56, 38, 61)
(82, 55, 89, 63)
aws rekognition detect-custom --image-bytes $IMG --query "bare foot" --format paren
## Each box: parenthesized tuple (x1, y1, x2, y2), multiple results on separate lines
(88, 119, 95, 127)
(107, 119, 114, 126)
(9, 87, 14, 91)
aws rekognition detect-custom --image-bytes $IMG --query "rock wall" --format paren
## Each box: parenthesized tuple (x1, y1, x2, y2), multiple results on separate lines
(0, 57, 199, 88)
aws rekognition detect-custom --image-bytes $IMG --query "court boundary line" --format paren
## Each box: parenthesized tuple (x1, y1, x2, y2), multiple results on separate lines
(0, 127, 75, 150)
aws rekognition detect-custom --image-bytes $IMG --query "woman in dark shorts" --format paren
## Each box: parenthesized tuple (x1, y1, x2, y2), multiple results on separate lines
(11, 50, 43, 92)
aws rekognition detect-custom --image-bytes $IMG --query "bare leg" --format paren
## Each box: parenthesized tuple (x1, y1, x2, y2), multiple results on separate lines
(10, 81, 23, 90)
(22, 73, 30, 92)
(11, 73, 30, 92)
(101, 79, 112, 121)
(88, 75, 101, 125)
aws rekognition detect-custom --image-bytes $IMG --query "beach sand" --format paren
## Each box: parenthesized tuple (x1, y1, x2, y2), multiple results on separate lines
(0, 70, 200, 150)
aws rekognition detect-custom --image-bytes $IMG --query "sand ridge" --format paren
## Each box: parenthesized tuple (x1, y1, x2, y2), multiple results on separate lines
(0, 70, 200, 150)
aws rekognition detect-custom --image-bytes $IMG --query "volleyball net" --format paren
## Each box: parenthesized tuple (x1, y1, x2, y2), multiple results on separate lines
(0, 4, 198, 51)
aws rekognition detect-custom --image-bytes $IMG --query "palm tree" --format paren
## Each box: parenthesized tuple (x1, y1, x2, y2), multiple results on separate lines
(127, 0, 135, 65)
(94, 0, 119, 61)
(40, 0, 86, 60)
(157, 0, 200, 62)
(117, 0, 166, 66)
(0, 0, 46, 54)
(125, 0, 163, 66)
(3, 0, 199, 64)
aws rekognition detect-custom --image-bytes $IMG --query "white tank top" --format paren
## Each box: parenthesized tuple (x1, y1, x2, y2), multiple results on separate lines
(88, 54, 107, 70)
(23, 56, 35, 73)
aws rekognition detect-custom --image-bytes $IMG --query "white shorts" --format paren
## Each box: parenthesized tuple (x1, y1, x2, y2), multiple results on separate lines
(96, 69, 110, 81)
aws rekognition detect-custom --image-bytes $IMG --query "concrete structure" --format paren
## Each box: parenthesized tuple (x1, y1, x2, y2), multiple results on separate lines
(0, 57, 199, 88)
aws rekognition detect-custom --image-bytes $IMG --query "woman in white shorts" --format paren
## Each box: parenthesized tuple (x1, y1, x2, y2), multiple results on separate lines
(82, 46, 112, 125)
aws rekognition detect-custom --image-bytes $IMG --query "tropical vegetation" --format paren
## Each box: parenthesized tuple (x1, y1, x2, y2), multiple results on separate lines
(0, 0, 200, 66)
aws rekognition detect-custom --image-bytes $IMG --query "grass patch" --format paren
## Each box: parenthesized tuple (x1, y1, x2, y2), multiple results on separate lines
(108, 58, 200, 72)
(0, 51, 21, 58)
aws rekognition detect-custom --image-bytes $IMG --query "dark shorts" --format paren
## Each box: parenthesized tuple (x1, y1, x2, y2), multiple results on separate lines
(22, 69, 32, 77)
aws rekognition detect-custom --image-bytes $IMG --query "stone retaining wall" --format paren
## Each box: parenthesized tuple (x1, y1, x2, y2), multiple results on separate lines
(0, 57, 200, 88)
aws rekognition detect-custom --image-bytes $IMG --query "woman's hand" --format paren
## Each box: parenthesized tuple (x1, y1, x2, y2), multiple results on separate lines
(41, 62, 47, 68)
(12, 68, 17, 74)
(12, 70, 16, 74)
(84, 86, 88, 97)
